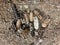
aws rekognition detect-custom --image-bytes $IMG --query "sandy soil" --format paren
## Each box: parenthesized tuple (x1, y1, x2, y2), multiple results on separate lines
(0, 0, 60, 45)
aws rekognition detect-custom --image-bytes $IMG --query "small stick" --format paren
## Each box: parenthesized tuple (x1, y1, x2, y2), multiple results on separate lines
(29, 11, 34, 22)
(16, 19, 21, 30)
(24, 13, 29, 24)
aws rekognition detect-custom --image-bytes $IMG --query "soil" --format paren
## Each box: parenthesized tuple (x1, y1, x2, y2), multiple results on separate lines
(0, 0, 60, 45)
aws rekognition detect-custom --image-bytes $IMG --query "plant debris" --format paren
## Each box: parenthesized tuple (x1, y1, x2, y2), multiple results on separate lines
(9, 0, 51, 44)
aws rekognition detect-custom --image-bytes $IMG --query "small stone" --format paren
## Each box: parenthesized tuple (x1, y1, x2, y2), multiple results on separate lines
(42, 19, 50, 28)
(24, 5, 28, 9)
(33, 16, 39, 30)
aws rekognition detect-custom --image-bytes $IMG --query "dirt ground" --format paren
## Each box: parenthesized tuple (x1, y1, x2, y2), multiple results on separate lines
(0, 0, 60, 45)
